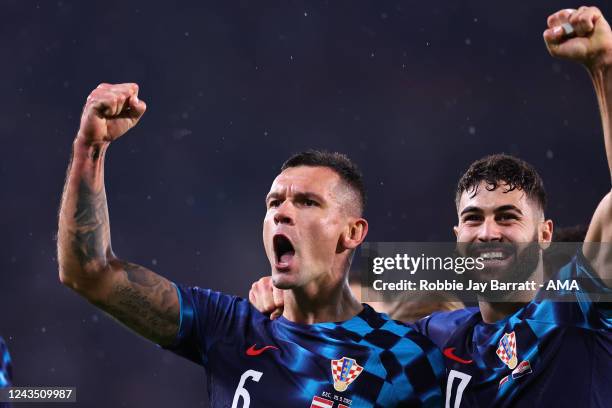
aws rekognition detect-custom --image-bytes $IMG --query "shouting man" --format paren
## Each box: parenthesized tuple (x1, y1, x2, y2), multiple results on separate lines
(57, 87, 444, 405)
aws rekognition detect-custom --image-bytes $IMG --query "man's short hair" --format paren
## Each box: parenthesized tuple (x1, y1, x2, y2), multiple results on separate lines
(455, 154, 547, 213)
(281, 150, 366, 215)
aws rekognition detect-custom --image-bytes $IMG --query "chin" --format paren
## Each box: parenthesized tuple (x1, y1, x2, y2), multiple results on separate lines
(271, 272, 298, 290)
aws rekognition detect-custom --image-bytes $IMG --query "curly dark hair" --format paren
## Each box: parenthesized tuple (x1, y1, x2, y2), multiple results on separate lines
(455, 154, 547, 212)
(281, 150, 366, 214)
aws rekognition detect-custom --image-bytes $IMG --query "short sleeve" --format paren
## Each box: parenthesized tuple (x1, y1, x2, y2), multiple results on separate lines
(412, 308, 479, 349)
(163, 284, 251, 366)
(552, 251, 612, 322)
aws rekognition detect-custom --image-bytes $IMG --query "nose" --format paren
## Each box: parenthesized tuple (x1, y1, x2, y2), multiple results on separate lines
(273, 201, 295, 225)
(477, 218, 502, 242)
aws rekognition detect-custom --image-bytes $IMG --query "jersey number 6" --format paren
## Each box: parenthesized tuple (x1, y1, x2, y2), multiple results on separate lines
(231, 369, 263, 408)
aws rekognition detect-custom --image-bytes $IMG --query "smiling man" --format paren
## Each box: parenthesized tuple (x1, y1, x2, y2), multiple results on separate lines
(420, 152, 612, 407)
(57, 83, 444, 408)
(375, 7, 612, 407)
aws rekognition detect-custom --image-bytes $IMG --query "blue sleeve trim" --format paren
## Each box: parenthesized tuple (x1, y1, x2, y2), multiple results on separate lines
(169, 283, 195, 349)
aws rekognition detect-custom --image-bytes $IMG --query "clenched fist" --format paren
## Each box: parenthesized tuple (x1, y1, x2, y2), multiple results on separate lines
(249, 276, 285, 320)
(544, 6, 612, 68)
(77, 82, 147, 145)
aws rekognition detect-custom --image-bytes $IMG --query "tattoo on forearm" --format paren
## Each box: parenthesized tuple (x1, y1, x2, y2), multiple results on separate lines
(72, 180, 110, 271)
(100, 261, 179, 345)
(91, 145, 102, 161)
(65, 152, 178, 344)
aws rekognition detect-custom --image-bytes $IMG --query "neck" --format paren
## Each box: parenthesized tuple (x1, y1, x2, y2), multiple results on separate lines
(477, 260, 543, 324)
(283, 280, 363, 324)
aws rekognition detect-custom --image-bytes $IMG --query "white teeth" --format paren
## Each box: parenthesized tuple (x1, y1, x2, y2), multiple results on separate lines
(481, 251, 505, 260)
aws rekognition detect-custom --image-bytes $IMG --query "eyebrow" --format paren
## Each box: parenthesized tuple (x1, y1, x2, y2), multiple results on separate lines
(265, 191, 326, 204)
(460, 206, 481, 216)
(495, 205, 523, 215)
(265, 192, 280, 203)
(460, 205, 523, 216)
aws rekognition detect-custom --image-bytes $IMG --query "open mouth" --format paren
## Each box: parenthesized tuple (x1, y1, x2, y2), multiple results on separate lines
(273, 234, 295, 269)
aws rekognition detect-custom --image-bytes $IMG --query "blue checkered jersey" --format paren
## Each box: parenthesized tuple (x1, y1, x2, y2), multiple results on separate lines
(0, 337, 10, 388)
(166, 284, 445, 408)
(413, 251, 612, 407)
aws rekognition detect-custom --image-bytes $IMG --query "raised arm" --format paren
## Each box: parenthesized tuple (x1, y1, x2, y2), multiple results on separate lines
(57, 83, 179, 346)
(544, 7, 612, 281)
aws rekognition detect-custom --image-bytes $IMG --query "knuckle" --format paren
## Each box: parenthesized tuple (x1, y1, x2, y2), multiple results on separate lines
(569, 13, 579, 24)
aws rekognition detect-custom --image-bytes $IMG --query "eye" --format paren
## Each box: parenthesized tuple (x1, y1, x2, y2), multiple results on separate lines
(462, 214, 482, 223)
(497, 213, 518, 222)
(268, 199, 281, 208)
(303, 199, 318, 207)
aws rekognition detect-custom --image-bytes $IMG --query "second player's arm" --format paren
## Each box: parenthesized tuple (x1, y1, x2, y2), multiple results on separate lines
(57, 83, 179, 346)
(581, 11, 612, 281)
(545, 7, 612, 281)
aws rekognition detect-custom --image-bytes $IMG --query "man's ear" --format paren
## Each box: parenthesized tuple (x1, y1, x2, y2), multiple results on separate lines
(453, 225, 459, 238)
(539, 219, 554, 249)
(342, 218, 369, 250)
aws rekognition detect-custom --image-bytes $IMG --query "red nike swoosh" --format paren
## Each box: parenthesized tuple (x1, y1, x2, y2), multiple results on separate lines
(443, 347, 473, 364)
(246, 344, 278, 356)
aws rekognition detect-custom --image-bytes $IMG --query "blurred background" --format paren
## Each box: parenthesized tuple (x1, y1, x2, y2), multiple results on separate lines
(1, 0, 610, 406)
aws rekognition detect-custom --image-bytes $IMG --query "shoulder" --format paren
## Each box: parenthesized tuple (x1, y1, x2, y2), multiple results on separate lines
(412, 307, 479, 348)
(359, 310, 446, 405)
(176, 285, 254, 317)
(357, 307, 445, 370)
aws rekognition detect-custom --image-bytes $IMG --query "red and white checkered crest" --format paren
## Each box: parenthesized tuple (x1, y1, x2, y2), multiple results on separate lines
(496, 331, 518, 370)
(331, 357, 363, 392)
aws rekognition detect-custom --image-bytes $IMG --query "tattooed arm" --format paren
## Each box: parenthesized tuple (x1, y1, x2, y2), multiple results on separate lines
(58, 83, 179, 346)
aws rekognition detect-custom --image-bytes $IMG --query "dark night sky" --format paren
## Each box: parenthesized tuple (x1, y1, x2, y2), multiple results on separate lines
(1, 1, 610, 406)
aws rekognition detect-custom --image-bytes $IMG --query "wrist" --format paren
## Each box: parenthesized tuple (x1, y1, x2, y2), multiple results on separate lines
(587, 48, 612, 76)
(73, 136, 109, 161)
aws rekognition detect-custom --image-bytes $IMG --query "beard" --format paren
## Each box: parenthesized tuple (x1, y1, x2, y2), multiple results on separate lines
(459, 231, 541, 301)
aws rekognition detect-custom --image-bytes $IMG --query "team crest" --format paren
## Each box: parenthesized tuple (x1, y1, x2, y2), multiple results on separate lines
(496, 332, 518, 370)
(331, 357, 363, 392)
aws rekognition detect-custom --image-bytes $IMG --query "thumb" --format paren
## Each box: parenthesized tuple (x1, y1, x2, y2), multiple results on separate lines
(270, 286, 285, 320)
(272, 286, 285, 308)
(270, 307, 284, 320)
(128, 94, 147, 118)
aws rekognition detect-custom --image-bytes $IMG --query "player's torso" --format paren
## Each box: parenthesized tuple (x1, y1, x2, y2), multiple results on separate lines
(204, 312, 438, 408)
(442, 302, 612, 408)
(206, 332, 371, 407)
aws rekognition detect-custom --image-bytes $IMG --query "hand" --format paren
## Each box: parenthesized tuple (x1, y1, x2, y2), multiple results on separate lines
(544, 6, 612, 69)
(77, 83, 147, 145)
(249, 276, 284, 320)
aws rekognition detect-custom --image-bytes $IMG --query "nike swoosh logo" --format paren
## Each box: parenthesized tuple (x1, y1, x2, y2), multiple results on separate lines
(246, 344, 278, 356)
(443, 347, 473, 364)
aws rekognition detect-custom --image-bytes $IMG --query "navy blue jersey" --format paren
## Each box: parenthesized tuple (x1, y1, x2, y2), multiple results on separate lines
(0, 337, 10, 388)
(414, 251, 612, 407)
(166, 285, 445, 407)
